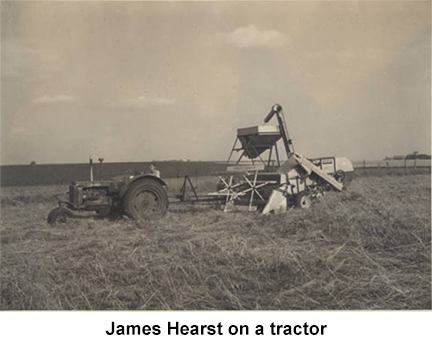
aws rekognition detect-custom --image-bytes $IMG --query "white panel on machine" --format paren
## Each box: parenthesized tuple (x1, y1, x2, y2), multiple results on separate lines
(237, 125, 280, 136)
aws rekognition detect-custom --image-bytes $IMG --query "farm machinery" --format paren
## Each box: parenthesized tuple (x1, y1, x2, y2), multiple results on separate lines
(47, 164, 169, 225)
(207, 104, 354, 213)
(47, 103, 353, 224)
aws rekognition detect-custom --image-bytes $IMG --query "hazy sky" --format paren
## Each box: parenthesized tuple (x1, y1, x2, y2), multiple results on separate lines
(1, 0, 430, 165)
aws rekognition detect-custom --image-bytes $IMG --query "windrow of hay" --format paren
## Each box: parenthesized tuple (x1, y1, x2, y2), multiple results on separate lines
(0, 185, 67, 207)
(1, 173, 430, 310)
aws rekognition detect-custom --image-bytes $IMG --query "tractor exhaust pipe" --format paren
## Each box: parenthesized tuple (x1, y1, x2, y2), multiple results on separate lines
(98, 158, 104, 180)
(89, 156, 94, 181)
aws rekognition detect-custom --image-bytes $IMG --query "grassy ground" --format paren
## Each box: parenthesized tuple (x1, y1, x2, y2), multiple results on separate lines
(0, 171, 430, 310)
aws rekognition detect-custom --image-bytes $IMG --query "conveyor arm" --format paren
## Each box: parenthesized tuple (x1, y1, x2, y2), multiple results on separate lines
(265, 104, 294, 158)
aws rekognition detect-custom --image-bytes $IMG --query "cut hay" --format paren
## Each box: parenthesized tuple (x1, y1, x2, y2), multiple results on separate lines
(1, 173, 430, 310)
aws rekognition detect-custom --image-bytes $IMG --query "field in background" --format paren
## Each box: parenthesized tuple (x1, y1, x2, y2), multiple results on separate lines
(1, 159, 430, 187)
(0, 161, 227, 187)
(0, 170, 430, 310)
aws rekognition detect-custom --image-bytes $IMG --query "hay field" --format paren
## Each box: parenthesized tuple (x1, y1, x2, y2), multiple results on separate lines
(0, 171, 430, 310)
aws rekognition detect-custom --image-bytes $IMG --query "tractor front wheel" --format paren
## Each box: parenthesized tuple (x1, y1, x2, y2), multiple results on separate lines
(47, 207, 74, 226)
(123, 179, 168, 221)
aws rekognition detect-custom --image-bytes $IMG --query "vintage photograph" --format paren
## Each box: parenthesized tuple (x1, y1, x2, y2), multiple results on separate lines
(1, 0, 430, 310)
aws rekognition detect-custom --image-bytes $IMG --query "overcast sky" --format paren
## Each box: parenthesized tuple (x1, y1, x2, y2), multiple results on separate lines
(1, 0, 430, 165)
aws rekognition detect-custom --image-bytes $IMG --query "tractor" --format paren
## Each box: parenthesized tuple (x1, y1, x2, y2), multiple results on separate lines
(47, 165, 169, 225)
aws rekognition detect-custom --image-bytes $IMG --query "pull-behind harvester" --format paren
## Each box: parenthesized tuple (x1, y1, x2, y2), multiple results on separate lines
(208, 104, 353, 213)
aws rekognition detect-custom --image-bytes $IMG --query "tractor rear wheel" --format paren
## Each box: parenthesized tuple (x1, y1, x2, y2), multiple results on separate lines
(294, 191, 312, 209)
(123, 179, 168, 221)
(47, 207, 74, 225)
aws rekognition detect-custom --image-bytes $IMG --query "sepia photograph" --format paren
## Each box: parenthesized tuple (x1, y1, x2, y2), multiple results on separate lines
(0, 0, 430, 312)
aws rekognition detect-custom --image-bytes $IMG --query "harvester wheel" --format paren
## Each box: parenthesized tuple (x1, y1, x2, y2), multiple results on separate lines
(123, 179, 168, 221)
(334, 170, 345, 183)
(294, 191, 312, 209)
(47, 207, 74, 225)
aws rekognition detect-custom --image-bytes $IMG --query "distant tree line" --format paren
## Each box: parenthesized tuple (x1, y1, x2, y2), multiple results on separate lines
(384, 151, 431, 160)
